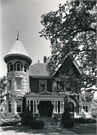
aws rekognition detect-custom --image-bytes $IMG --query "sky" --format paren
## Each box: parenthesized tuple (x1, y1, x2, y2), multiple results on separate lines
(0, 0, 66, 77)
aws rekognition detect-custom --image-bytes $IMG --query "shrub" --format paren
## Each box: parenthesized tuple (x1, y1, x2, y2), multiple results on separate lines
(63, 119, 74, 128)
(0, 111, 21, 126)
(61, 108, 71, 124)
(73, 117, 96, 124)
(21, 107, 33, 126)
(0, 119, 20, 126)
(30, 120, 44, 129)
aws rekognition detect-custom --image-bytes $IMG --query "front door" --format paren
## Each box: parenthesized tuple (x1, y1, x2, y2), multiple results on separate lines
(38, 101, 53, 117)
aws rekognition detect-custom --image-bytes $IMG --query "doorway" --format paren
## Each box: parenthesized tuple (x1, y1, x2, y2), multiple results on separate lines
(38, 101, 53, 117)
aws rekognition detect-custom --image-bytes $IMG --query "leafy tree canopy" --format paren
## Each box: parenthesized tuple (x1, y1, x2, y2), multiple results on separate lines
(0, 76, 7, 103)
(40, 0, 96, 90)
(0, 76, 7, 93)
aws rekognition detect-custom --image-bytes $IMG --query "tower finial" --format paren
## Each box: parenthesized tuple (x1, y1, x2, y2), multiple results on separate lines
(16, 31, 19, 40)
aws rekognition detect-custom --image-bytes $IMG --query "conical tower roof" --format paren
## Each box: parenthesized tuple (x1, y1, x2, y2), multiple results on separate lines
(7, 40, 29, 56)
(4, 40, 32, 65)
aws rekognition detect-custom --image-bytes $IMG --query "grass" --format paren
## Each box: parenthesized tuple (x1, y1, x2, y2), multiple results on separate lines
(69, 123, 97, 134)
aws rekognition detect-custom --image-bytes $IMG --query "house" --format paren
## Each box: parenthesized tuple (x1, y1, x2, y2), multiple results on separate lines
(4, 38, 82, 117)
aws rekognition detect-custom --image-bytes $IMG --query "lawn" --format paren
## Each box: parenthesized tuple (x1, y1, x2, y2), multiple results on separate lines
(69, 123, 97, 134)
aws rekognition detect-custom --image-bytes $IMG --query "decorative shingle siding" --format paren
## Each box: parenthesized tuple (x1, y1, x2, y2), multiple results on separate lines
(30, 78, 39, 93)
(47, 79, 52, 92)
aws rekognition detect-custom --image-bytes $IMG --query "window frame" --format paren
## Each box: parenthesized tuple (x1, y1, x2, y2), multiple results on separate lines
(8, 62, 13, 72)
(16, 100, 22, 113)
(39, 80, 47, 92)
(15, 77, 22, 91)
(8, 101, 11, 113)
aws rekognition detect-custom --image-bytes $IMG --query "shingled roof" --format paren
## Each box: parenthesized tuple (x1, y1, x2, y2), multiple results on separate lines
(7, 40, 29, 56)
(29, 63, 50, 77)
(4, 40, 32, 64)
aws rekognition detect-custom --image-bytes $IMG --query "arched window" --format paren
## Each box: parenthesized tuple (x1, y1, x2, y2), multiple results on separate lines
(24, 65, 27, 72)
(17, 63, 21, 71)
(8, 63, 13, 72)
(14, 62, 22, 71)
(8, 101, 11, 112)
(24, 64, 28, 72)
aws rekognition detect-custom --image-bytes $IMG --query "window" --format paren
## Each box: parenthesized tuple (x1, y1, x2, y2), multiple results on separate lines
(24, 64, 28, 72)
(10, 64, 13, 71)
(17, 100, 22, 112)
(17, 63, 21, 71)
(83, 106, 88, 112)
(14, 62, 22, 71)
(8, 80, 12, 90)
(8, 63, 13, 72)
(24, 65, 27, 72)
(39, 80, 47, 92)
(8, 101, 11, 112)
(16, 77, 22, 90)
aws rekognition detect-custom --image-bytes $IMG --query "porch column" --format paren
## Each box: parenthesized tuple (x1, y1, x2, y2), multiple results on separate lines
(60, 101, 64, 113)
(29, 100, 31, 111)
(35, 100, 38, 113)
(33, 100, 35, 113)
(56, 101, 58, 113)
(11, 99, 16, 113)
(53, 101, 56, 113)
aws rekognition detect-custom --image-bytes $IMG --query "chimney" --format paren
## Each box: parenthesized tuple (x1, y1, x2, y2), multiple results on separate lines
(44, 56, 47, 63)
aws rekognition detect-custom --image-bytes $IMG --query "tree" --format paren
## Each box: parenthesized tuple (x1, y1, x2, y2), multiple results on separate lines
(0, 76, 7, 103)
(40, 1, 96, 90)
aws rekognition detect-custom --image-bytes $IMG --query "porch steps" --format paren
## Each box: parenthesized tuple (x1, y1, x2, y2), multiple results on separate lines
(40, 117, 54, 125)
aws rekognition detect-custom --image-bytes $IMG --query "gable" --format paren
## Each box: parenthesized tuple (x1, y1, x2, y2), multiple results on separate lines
(54, 55, 81, 77)
(37, 91, 55, 95)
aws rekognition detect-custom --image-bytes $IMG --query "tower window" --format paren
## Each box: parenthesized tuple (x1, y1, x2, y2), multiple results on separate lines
(24, 65, 27, 72)
(10, 64, 13, 71)
(17, 63, 21, 71)
(14, 62, 22, 71)
(16, 77, 22, 90)
(8, 63, 13, 72)
(8, 101, 11, 112)
(24, 64, 28, 72)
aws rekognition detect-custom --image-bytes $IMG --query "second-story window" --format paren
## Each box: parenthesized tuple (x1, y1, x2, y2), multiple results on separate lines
(8, 101, 11, 112)
(16, 77, 22, 90)
(39, 80, 47, 92)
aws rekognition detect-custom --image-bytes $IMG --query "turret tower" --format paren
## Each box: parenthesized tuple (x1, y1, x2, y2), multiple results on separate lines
(4, 35, 32, 114)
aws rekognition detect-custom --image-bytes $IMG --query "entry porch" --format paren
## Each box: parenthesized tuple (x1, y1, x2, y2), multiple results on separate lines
(25, 91, 64, 117)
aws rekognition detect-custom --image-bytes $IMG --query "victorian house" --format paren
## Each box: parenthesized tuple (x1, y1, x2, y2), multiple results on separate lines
(4, 38, 82, 117)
